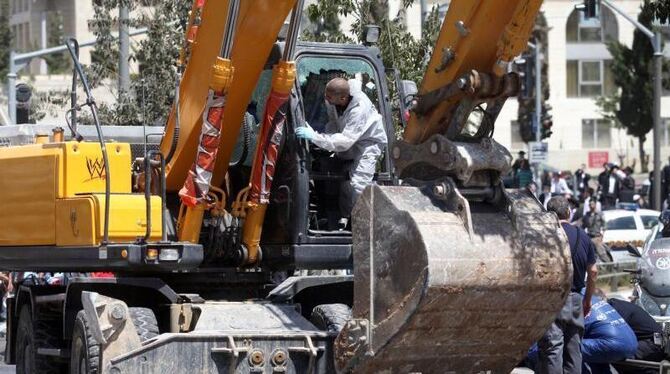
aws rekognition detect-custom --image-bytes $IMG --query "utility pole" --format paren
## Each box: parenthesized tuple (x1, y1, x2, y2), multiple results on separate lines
(654, 31, 663, 211)
(534, 43, 542, 144)
(525, 42, 544, 187)
(119, 2, 130, 94)
(595, 0, 664, 210)
(7, 51, 16, 125)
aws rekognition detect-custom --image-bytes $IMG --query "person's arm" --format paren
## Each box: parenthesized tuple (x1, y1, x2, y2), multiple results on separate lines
(584, 263, 598, 316)
(311, 108, 376, 153)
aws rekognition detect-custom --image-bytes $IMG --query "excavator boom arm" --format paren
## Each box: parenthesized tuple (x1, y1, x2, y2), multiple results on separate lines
(404, 0, 542, 144)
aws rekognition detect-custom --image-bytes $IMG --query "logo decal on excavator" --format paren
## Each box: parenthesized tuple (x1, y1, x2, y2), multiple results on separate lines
(85, 157, 106, 181)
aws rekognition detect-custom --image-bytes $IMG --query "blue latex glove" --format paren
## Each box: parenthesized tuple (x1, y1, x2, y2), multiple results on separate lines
(295, 125, 315, 141)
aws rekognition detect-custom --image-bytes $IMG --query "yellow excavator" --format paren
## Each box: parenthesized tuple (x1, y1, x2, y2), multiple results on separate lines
(0, 0, 572, 373)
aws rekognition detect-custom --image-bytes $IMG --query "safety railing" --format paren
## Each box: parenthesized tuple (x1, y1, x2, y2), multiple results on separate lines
(616, 359, 670, 373)
(597, 259, 638, 292)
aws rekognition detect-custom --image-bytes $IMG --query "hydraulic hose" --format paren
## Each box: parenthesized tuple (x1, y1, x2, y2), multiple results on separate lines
(164, 70, 182, 165)
(230, 113, 251, 168)
(65, 38, 111, 245)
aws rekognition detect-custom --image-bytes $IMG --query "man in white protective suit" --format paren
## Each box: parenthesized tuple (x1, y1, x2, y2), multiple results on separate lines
(295, 77, 388, 228)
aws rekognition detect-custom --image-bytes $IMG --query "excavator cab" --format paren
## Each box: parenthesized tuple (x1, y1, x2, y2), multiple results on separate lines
(234, 42, 398, 270)
(295, 50, 394, 232)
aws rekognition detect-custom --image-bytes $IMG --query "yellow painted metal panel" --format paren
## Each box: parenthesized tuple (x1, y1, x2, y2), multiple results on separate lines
(59, 142, 132, 197)
(56, 197, 97, 246)
(0, 140, 145, 246)
(0, 151, 57, 245)
(90, 194, 162, 243)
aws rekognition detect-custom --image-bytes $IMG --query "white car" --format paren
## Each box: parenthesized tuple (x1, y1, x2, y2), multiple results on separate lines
(602, 207, 660, 263)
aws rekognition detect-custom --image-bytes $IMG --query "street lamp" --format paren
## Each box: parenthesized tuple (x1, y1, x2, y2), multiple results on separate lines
(580, 0, 664, 210)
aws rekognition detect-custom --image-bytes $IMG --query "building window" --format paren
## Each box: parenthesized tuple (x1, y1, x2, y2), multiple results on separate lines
(510, 120, 526, 150)
(580, 60, 603, 96)
(566, 6, 618, 43)
(11, 25, 16, 49)
(582, 119, 611, 148)
(566, 60, 616, 97)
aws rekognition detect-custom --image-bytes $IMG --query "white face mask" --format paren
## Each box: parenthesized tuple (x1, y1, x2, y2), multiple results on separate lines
(325, 100, 339, 121)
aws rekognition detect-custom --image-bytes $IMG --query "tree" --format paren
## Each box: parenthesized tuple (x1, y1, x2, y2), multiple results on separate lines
(134, 0, 191, 125)
(595, 2, 669, 173)
(648, 0, 670, 23)
(83, 0, 189, 126)
(0, 0, 12, 82)
(301, 1, 352, 43)
(301, 0, 441, 85)
(44, 11, 70, 74)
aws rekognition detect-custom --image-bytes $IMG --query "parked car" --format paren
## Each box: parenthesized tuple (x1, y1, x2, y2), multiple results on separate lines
(603, 206, 660, 263)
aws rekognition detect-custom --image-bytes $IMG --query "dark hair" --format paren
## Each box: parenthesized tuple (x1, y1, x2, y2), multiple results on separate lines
(519, 159, 530, 169)
(547, 196, 571, 220)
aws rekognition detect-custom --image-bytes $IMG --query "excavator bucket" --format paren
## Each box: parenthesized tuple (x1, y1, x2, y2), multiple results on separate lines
(336, 184, 572, 373)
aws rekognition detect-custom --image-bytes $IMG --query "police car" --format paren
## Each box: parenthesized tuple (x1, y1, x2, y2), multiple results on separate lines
(602, 204, 660, 263)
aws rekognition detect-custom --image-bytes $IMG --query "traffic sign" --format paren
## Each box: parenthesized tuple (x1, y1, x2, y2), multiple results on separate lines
(529, 142, 548, 164)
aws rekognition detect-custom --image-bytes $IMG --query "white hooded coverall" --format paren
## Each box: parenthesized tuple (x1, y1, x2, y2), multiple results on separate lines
(310, 81, 388, 216)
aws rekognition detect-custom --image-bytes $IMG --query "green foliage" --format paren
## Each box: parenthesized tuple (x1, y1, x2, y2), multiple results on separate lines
(301, 2, 353, 43)
(301, 0, 440, 85)
(0, 0, 11, 82)
(134, 0, 191, 125)
(648, 0, 670, 23)
(596, 2, 670, 172)
(594, 94, 620, 126)
(83, 0, 189, 125)
(44, 11, 70, 74)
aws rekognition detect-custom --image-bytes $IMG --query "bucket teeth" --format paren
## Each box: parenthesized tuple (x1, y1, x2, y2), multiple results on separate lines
(336, 185, 572, 373)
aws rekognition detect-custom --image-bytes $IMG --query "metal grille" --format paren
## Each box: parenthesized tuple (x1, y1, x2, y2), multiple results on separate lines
(130, 143, 160, 160)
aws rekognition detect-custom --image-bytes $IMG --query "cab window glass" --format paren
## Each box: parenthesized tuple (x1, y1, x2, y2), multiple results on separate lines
(641, 215, 659, 230)
(297, 56, 380, 133)
(231, 69, 273, 166)
(606, 216, 637, 230)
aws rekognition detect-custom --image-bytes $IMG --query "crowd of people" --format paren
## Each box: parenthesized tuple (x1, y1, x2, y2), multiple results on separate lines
(511, 151, 645, 211)
(529, 194, 668, 374)
(512, 150, 670, 373)
(510, 151, 651, 264)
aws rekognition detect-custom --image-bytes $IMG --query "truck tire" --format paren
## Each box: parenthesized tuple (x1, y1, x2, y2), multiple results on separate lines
(310, 304, 351, 333)
(128, 307, 159, 342)
(16, 305, 63, 374)
(69, 310, 100, 374)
